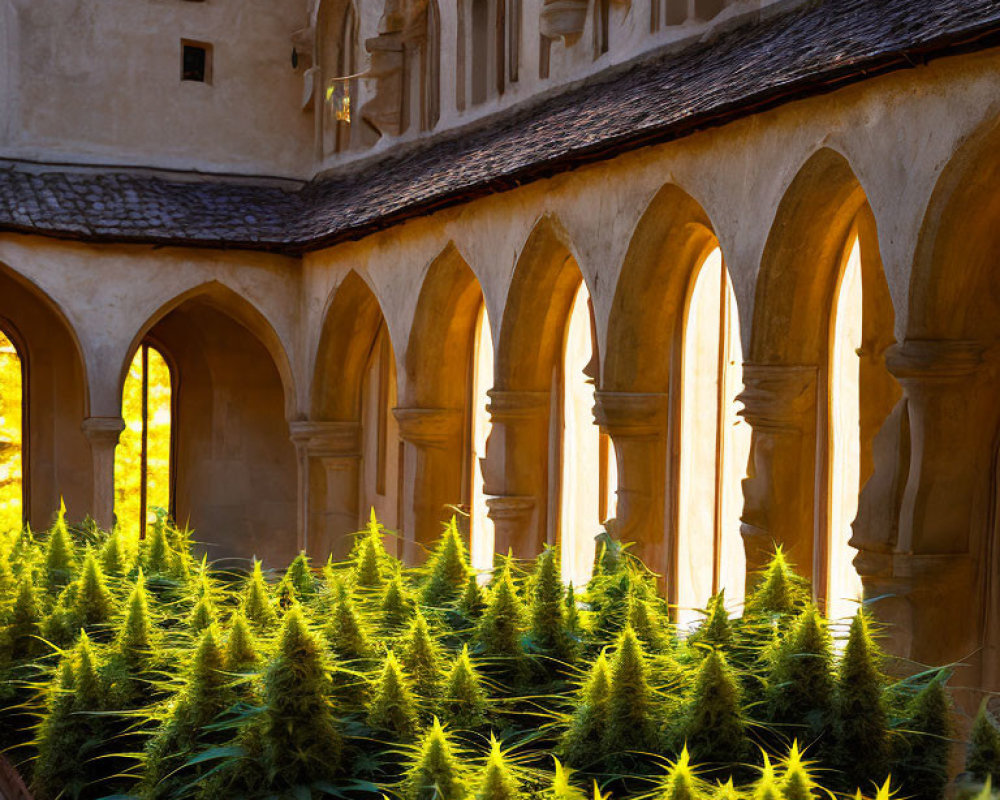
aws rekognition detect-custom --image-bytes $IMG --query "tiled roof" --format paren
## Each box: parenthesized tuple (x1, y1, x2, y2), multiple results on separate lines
(3, 0, 1000, 254)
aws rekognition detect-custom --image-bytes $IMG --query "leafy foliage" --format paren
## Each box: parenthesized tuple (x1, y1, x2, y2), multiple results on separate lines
(0, 514, 962, 800)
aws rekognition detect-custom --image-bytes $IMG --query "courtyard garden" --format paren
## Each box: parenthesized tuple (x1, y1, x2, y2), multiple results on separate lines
(0, 509, 996, 799)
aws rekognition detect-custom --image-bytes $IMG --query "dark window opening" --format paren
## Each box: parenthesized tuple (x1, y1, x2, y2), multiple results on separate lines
(181, 42, 212, 83)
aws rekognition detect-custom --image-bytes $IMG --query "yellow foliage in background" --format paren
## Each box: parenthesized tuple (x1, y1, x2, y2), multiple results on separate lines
(114, 345, 172, 538)
(0, 331, 21, 534)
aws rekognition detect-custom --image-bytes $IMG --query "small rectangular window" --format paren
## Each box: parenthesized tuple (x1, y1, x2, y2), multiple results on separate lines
(181, 41, 212, 83)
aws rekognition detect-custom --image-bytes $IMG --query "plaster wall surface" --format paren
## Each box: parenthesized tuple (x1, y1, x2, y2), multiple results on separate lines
(0, 0, 794, 177)
(1, 0, 313, 177)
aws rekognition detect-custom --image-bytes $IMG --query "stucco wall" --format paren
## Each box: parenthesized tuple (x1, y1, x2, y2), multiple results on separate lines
(1, 0, 313, 177)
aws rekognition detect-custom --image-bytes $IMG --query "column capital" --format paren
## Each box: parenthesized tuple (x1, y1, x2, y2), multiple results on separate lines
(486, 495, 535, 522)
(486, 389, 548, 421)
(81, 416, 125, 445)
(392, 407, 463, 448)
(885, 339, 990, 381)
(593, 391, 668, 436)
(738, 364, 817, 433)
(288, 420, 361, 457)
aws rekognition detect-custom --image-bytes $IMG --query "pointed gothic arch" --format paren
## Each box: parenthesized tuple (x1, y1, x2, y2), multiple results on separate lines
(127, 282, 298, 566)
(748, 148, 898, 614)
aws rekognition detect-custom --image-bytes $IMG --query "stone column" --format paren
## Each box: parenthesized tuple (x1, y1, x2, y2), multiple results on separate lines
(865, 340, 995, 668)
(393, 407, 464, 563)
(81, 416, 125, 530)
(482, 389, 550, 559)
(593, 391, 669, 577)
(289, 421, 362, 561)
(738, 364, 818, 581)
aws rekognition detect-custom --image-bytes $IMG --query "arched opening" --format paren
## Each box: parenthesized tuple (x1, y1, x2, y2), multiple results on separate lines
(0, 327, 24, 533)
(359, 321, 401, 531)
(828, 232, 864, 622)
(676, 247, 749, 626)
(603, 184, 720, 596)
(114, 342, 172, 539)
(750, 150, 898, 611)
(0, 265, 90, 528)
(470, 304, 495, 573)
(491, 217, 613, 575)
(403, 246, 491, 562)
(560, 281, 616, 585)
(311, 272, 400, 559)
(129, 289, 297, 566)
(903, 115, 1000, 688)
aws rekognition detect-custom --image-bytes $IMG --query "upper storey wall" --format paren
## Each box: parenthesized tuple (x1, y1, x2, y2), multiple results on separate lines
(0, 0, 795, 179)
(0, 0, 314, 178)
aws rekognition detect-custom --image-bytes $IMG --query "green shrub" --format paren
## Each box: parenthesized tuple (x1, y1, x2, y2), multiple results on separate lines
(440, 643, 489, 729)
(766, 604, 834, 741)
(779, 742, 816, 800)
(684, 648, 746, 767)
(968, 700, 1000, 784)
(562, 651, 612, 767)
(382, 569, 417, 632)
(477, 562, 526, 669)
(402, 717, 469, 800)
(528, 547, 575, 663)
(834, 609, 889, 788)
(605, 626, 659, 757)
(477, 735, 524, 800)
(249, 605, 343, 791)
(401, 608, 445, 698)
(33, 631, 105, 800)
(421, 517, 471, 607)
(73, 548, 116, 628)
(326, 578, 376, 660)
(0, 515, 961, 800)
(241, 559, 277, 630)
(367, 651, 419, 739)
(899, 673, 952, 800)
(658, 747, 705, 800)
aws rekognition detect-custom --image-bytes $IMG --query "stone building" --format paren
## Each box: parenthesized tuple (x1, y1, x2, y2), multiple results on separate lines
(1, 0, 1000, 699)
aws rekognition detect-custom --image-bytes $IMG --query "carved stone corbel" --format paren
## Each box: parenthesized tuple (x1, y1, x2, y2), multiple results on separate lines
(361, 0, 430, 136)
(539, 0, 589, 44)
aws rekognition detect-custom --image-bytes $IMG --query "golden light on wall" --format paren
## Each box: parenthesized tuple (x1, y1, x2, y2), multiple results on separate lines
(327, 80, 351, 123)
(0, 330, 23, 533)
(115, 344, 172, 538)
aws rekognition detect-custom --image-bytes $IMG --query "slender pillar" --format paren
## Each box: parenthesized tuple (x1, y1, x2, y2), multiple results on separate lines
(393, 407, 464, 563)
(289, 420, 362, 561)
(863, 340, 995, 669)
(482, 389, 549, 558)
(81, 416, 125, 530)
(593, 391, 668, 576)
(738, 364, 818, 580)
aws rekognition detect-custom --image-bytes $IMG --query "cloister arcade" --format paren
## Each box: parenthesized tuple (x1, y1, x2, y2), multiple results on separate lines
(1, 44, 1000, 703)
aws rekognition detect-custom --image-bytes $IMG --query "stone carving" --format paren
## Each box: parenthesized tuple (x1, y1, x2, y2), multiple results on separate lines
(361, 0, 430, 136)
(539, 0, 589, 44)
